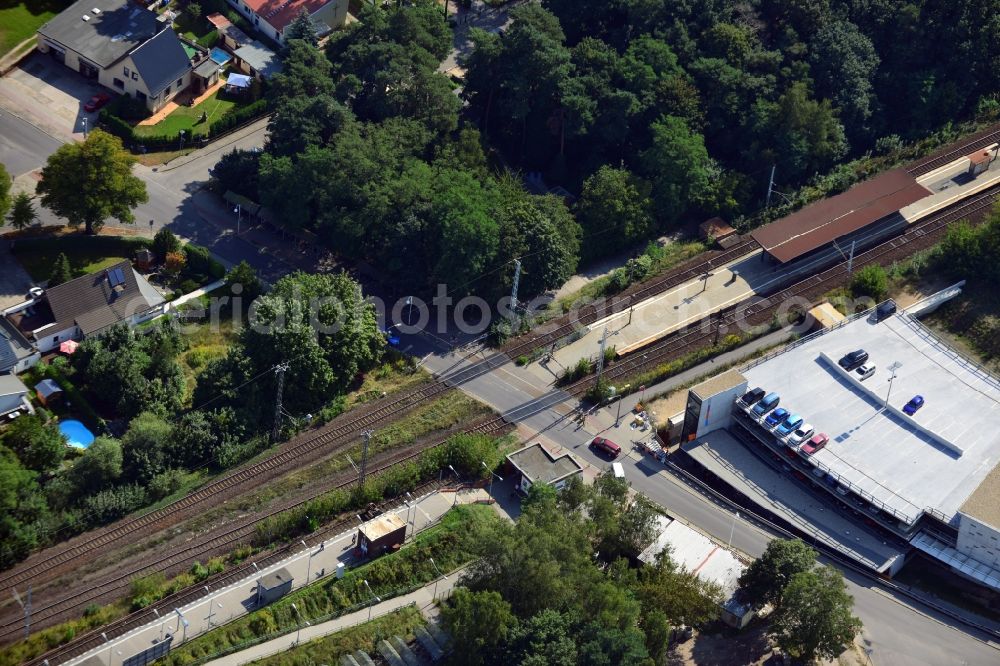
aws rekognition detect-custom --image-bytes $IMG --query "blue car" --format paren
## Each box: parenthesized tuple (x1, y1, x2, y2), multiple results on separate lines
(765, 407, 789, 427)
(775, 414, 804, 436)
(903, 395, 924, 415)
(753, 392, 780, 416)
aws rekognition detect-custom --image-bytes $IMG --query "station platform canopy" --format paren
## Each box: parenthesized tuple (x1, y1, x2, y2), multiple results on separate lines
(752, 169, 931, 263)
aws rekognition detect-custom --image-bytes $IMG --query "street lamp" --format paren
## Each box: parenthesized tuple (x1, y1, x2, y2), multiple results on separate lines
(175, 609, 189, 643)
(301, 540, 314, 583)
(448, 465, 459, 505)
(178, 129, 185, 150)
(101, 631, 111, 665)
(81, 116, 88, 138)
(405, 492, 415, 536)
(885, 361, 902, 409)
(290, 603, 309, 645)
(728, 511, 740, 549)
(233, 204, 241, 235)
(480, 461, 503, 498)
(362, 580, 380, 622)
(429, 557, 447, 601)
(615, 384, 631, 426)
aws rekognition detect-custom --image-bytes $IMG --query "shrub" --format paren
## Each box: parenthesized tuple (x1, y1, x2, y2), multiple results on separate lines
(851, 264, 888, 301)
(165, 251, 187, 276)
(84, 485, 149, 524)
(179, 279, 201, 294)
(153, 227, 181, 260)
(148, 469, 188, 501)
(184, 243, 226, 279)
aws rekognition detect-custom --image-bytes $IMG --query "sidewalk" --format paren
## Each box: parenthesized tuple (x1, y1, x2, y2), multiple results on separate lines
(204, 568, 465, 666)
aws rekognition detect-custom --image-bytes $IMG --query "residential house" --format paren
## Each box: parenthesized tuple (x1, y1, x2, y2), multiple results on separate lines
(36, 0, 193, 112)
(0, 317, 41, 375)
(0, 375, 34, 422)
(4, 261, 167, 354)
(226, 0, 345, 44)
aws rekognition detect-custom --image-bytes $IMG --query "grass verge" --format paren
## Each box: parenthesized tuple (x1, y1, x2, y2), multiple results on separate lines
(0, 0, 67, 56)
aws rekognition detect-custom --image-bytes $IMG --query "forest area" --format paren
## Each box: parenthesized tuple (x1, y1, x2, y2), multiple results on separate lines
(217, 0, 1000, 307)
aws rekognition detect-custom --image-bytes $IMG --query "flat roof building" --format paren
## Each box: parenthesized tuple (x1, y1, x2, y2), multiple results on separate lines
(751, 169, 931, 263)
(506, 442, 583, 494)
(357, 513, 406, 558)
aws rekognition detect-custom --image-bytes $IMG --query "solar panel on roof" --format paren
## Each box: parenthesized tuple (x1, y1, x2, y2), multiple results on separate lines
(108, 267, 126, 287)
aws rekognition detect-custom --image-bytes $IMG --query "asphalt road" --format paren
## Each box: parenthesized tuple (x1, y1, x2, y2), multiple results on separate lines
(0, 111, 294, 283)
(420, 346, 1000, 666)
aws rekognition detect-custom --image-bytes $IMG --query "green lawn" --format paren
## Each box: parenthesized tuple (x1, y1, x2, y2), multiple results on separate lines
(11, 235, 151, 282)
(134, 87, 245, 138)
(0, 0, 69, 56)
(16, 249, 128, 282)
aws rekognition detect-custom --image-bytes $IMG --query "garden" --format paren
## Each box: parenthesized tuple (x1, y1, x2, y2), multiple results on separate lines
(0, 0, 67, 57)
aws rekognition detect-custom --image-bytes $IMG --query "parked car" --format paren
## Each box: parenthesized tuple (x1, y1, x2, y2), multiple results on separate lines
(83, 92, 111, 112)
(753, 392, 780, 416)
(764, 407, 789, 428)
(902, 395, 925, 415)
(874, 300, 897, 322)
(775, 414, 803, 436)
(801, 433, 830, 455)
(740, 387, 766, 406)
(788, 423, 815, 445)
(854, 363, 876, 381)
(590, 437, 621, 458)
(838, 349, 869, 371)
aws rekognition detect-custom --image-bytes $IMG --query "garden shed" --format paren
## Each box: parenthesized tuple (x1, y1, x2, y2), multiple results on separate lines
(34, 378, 64, 406)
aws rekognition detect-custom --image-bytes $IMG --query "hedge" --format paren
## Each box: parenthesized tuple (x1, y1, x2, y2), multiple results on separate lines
(183, 243, 226, 280)
(99, 98, 268, 153)
(10, 235, 151, 257)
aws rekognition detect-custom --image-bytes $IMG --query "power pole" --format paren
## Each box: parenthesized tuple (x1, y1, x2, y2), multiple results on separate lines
(271, 363, 289, 443)
(847, 240, 856, 275)
(595, 327, 609, 384)
(765, 164, 777, 208)
(509, 258, 521, 328)
(12, 585, 30, 640)
(358, 430, 373, 491)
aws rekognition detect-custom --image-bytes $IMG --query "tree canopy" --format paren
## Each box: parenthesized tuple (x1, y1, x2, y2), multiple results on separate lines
(770, 566, 862, 662)
(737, 538, 817, 610)
(37, 130, 148, 234)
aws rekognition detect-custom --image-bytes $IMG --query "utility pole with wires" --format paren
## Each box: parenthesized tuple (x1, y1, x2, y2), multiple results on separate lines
(595, 327, 609, 385)
(270, 363, 289, 443)
(832, 239, 857, 275)
(358, 430, 373, 491)
(765, 164, 777, 208)
(12, 585, 30, 640)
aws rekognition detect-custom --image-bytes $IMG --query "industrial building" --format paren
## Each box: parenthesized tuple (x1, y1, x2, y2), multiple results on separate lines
(676, 293, 1000, 590)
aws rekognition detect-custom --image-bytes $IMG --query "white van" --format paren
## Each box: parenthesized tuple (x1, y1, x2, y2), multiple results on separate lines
(612, 462, 625, 479)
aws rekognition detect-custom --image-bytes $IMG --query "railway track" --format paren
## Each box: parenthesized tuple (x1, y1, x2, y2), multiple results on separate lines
(571, 183, 1000, 390)
(17, 416, 510, 665)
(907, 123, 1000, 176)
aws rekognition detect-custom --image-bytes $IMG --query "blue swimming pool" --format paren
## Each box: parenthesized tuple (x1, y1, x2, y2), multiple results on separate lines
(210, 47, 232, 66)
(60, 419, 95, 449)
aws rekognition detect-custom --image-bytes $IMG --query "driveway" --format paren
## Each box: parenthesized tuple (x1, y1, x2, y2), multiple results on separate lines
(0, 51, 106, 141)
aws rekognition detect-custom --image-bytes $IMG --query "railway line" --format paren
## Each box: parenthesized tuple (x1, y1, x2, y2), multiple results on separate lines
(14, 416, 510, 665)
(4, 125, 999, 661)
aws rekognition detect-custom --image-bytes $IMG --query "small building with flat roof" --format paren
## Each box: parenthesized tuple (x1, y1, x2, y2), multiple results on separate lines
(681, 369, 748, 442)
(357, 512, 406, 558)
(806, 301, 846, 331)
(257, 567, 293, 604)
(506, 442, 583, 494)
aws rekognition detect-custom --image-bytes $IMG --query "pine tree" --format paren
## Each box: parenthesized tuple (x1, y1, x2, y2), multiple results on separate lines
(283, 9, 318, 47)
(8, 192, 35, 231)
(49, 252, 73, 287)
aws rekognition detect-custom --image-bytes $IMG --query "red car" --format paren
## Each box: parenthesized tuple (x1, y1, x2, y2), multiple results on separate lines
(800, 433, 829, 456)
(83, 92, 111, 112)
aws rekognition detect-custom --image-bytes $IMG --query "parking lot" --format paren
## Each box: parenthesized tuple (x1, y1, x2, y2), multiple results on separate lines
(0, 51, 105, 142)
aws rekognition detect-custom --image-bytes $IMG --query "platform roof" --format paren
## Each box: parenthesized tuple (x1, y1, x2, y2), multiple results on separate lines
(741, 312, 1000, 524)
(752, 169, 931, 263)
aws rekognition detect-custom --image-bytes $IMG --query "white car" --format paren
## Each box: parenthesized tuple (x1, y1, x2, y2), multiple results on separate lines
(854, 363, 876, 381)
(788, 423, 815, 446)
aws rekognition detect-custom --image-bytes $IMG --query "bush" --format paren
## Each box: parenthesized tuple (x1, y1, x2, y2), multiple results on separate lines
(148, 469, 188, 501)
(184, 243, 226, 279)
(851, 264, 888, 301)
(84, 484, 149, 524)
(179, 279, 201, 294)
(153, 227, 181, 260)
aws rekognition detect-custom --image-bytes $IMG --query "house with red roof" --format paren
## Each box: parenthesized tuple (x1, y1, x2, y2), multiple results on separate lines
(225, 0, 347, 44)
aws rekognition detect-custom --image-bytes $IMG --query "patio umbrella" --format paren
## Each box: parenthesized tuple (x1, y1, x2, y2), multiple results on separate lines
(59, 340, 79, 354)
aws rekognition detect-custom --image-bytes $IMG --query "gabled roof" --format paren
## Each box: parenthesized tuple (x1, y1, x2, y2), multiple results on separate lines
(129, 28, 192, 96)
(37, 0, 162, 68)
(0, 318, 37, 373)
(43, 261, 164, 336)
(0, 375, 28, 399)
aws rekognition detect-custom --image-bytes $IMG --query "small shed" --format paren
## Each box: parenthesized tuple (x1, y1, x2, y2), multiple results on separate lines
(506, 442, 583, 495)
(135, 248, 155, 270)
(225, 73, 252, 93)
(967, 148, 994, 178)
(34, 378, 64, 407)
(806, 301, 846, 332)
(357, 513, 406, 558)
(256, 567, 294, 605)
(699, 217, 737, 246)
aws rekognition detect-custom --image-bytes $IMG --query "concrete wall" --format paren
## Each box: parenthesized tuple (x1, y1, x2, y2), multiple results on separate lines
(957, 514, 1000, 568)
(693, 383, 747, 438)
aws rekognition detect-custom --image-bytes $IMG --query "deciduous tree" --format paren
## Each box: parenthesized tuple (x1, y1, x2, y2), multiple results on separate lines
(770, 566, 862, 663)
(37, 130, 148, 234)
(737, 538, 816, 610)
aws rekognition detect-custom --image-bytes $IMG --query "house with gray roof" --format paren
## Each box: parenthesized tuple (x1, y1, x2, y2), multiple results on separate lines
(0, 375, 34, 422)
(5, 261, 166, 354)
(36, 0, 194, 112)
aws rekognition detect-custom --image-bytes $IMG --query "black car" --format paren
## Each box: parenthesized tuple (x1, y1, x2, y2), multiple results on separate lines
(874, 300, 897, 322)
(838, 349, 869, 371)
(740, 387, 766, 406)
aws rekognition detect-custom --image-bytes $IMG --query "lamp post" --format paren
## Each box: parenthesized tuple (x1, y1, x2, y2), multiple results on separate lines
(301, 540, 313, 583)
(480, 461, 503, 498)
(448, 465, 459, 505)
(152, 608, 163, 642)
(101, 632, 111, 665)
(233, 203, 241, 235)
(728, 512, 739, 549)
(81, 116, 88, 138)
(178, 130, 185, 151)
(291, 603, 309, 645)
(429, 557, 447, 601)
(405, 492, 415, 536)
(175, 609, 189, 643)
(885, 361, 902, 409)
(615, 384, 631, 427)
(362, 580, 380, 622)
